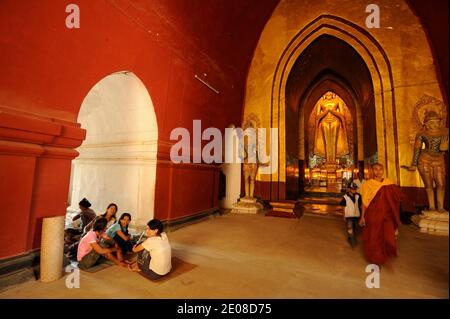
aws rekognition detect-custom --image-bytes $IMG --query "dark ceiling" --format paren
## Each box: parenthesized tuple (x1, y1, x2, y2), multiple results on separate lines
(122, 0, 280, 81)
(286, 34, 373, 118)
(407, 0, 449, 104)
(125, 0, 446, 103)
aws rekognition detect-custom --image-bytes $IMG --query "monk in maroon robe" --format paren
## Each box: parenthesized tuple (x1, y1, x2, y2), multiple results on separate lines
(359, 163, 404, 265)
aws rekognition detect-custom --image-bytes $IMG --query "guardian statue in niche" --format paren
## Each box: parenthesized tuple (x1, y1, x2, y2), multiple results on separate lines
(403, 95, 449, 236)
(241, 113, 260, 199)
(407, 111, 448, 213)
(231, 113, 263, 214)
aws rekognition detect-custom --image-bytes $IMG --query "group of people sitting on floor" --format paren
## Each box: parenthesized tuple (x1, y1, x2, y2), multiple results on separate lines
(65, 198, 172, 280)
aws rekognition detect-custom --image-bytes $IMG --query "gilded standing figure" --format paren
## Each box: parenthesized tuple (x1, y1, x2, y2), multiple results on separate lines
(314, 92, 349, 163)
(241, 116, 259, 199)
(407, 111, 449, 212)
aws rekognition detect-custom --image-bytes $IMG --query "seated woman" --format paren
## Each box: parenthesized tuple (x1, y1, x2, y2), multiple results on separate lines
(130, 219, 172, 280)
(65, 198, 96, 241)
(83, 203, 117, 235)
(105, 213, 133, 255)
(77, 217, 127, 269)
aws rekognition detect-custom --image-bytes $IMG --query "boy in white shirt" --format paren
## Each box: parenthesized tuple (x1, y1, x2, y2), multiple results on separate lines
(339, 184, 362, 248)
(131, 219, 172, 280)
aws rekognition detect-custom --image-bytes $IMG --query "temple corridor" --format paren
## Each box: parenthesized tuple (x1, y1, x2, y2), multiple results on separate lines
(0, 0, 448, 303)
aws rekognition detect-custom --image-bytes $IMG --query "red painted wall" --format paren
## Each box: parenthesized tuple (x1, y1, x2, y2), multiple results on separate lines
(0, 154, 36, 257)
(0, 0, 278, 259)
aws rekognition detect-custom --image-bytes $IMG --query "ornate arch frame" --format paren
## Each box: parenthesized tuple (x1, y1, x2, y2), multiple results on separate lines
(270, 15, 398, 199)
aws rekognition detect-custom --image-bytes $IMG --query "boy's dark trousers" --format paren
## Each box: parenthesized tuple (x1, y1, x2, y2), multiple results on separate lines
(345, 217, 359, 247)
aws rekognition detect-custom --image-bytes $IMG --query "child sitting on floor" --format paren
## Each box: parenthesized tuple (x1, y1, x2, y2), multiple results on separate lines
(76, 217, 127, 269)
(130, 219, 172, 280)
(339, 183, 362, 248)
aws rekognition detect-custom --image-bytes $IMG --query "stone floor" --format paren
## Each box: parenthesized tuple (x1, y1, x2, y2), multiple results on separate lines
(0, 213, 448, 298)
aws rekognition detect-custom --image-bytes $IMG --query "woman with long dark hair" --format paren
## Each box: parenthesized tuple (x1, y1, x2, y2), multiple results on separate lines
(64, 198, 96, 252)
(84, 203, 117, 234)
(72, 198, 96, 231)
(130, 219, 172, 280)
(105, 212, 133, 254)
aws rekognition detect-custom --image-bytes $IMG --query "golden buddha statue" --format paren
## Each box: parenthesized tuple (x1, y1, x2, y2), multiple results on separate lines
(407, 111, 448, 212)
(313, 92, 349, 164)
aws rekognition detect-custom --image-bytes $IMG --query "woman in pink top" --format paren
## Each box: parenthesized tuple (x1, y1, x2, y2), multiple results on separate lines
(77, 217, 127, 269)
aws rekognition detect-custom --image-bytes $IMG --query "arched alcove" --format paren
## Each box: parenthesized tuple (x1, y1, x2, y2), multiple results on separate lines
(68, 71, 158, 227)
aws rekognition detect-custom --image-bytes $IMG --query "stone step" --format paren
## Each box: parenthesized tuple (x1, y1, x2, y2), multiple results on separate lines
(269, 201, 296, 209)
(268, 201, 301, 218)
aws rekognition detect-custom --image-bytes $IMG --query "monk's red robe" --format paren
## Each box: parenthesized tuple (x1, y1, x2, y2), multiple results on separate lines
(362, 184, 404, 265)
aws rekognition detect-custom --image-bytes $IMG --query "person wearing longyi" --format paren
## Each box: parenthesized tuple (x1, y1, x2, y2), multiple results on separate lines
(130, 219, 172, 280)
(359, 163, 404, 265)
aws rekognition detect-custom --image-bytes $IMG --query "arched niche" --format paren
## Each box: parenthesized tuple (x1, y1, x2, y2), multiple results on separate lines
(68, 71, 158, 227)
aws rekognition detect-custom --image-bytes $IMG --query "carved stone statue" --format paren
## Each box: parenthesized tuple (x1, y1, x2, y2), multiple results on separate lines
(314, 92, 349, 163)
(407, 111, 448, 212)
(242, 115, 259, 199)
(231, 113, 263, 214)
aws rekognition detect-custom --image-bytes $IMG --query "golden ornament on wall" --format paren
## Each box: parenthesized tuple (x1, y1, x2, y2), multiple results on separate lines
(409, 94, 447, 145)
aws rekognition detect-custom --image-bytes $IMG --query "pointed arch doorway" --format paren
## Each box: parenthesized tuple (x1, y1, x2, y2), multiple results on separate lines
(285, 34, 376, 200)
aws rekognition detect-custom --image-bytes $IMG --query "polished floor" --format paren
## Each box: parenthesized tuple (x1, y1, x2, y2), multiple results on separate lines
(303, 186, 342, 193)
(0, 213, 448, 298)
